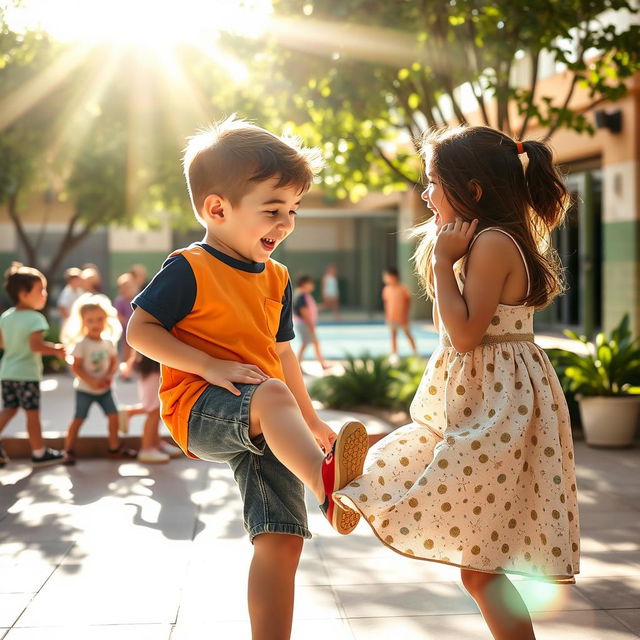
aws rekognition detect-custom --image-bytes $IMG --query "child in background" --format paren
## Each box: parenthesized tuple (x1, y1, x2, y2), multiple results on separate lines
(336, 126, 579, 640)
(381, 266, 417, 364)
(0, 263, 65, 468)
(321, 264, 340, 320)
(113, 272, 137, 377)
(57, 267, 86, 324)
(62, 294, 136, 465)
(120, 352, 183, 463)
(293, 274, 330, 369)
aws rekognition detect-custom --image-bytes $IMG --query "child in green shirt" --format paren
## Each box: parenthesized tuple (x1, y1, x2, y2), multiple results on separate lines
(0, 263, 66, 468)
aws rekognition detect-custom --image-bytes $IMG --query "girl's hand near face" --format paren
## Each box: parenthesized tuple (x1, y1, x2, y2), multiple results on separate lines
(433, 218, 479, 265)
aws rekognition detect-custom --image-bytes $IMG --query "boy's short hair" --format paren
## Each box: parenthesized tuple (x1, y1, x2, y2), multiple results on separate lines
(4, 262, 45, 304)
(296, 273, 314, 288)
(183, 115, 323, 225)
(384, 267, 400, 278)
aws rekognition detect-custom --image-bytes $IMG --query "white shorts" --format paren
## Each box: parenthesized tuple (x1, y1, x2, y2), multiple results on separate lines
(138, 372, 160, 412)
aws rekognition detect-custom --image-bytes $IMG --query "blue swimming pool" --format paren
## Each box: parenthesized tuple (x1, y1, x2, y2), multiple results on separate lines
(291, 322, 439, 360)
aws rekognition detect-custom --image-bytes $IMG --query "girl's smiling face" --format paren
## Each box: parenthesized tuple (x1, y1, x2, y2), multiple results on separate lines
(82, 309, 107, 340)
(421, 169, 457, 230)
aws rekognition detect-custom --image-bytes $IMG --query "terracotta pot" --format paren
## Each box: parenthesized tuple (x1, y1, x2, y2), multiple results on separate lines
(578, 395, 640, 447)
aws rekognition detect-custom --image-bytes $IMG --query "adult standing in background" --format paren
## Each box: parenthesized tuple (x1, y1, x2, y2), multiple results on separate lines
(321, 264, 340, 320)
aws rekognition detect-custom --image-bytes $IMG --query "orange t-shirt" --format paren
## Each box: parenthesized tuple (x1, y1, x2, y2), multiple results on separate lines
(140, 244, 291, 457)
(382, 283, 411, 324)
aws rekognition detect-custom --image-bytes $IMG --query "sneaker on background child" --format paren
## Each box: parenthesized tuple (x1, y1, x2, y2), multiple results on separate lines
(127, 116, 368, 640)
(61, 293, 137, 465)
(0, 263, 66, 468)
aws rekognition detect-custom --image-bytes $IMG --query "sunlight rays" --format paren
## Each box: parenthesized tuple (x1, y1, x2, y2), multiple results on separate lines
(0, 42, 91, 131)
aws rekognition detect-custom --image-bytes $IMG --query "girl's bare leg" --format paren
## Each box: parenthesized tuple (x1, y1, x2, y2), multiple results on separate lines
(312, 339, 329, 368)
(107, 413, 119, 450)
(249, 379, 325, 502)
(296, 343, 307, 364)
(248, 533, 302, 640)
(0, 408, 18, 435)
(141, 409, 161, 450)
(64, 417, 84, 452)
(460, 569, 536, 640)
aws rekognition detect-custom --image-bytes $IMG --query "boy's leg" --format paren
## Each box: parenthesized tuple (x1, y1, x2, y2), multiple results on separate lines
(249, 379, 325, 502)
(389, 326, 398, 355)
(248, 533, 303, 640)
(403, 325, 418, 354)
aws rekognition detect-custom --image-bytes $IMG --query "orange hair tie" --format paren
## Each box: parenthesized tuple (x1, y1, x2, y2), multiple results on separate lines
(515, 141, 525, 155)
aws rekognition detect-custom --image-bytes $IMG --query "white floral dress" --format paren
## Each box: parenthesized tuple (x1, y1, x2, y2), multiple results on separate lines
(336, 228, 580, 583)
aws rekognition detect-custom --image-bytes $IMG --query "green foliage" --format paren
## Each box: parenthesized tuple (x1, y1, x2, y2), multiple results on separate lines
(258, 0, 640, 200)
(310, 352, 397, 408)
(309, 353, 425, 409)
(546, 315, 640, 397)
(389, 355, 426, 407)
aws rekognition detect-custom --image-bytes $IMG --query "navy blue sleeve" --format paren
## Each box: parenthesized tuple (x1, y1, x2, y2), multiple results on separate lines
(131, 254, 196, 331)
(276, 279, 295, 342)
(293, 292, 308, 317)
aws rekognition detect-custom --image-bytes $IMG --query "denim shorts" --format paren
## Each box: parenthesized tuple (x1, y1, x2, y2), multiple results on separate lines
(187, 382, 310, 542)
(74, 389, 118, 419)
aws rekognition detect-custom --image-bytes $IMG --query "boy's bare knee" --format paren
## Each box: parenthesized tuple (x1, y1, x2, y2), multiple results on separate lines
(254, 533, 303, 567)
(253, 378, 296, 410)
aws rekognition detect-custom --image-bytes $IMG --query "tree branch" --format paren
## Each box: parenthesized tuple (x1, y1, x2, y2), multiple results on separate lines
(6, 188, 37, 269)
(518, 49, 540, 139)
(375, 145, 419, 187)
(466, 12, 491, 126)
(544, 23, 587, 140)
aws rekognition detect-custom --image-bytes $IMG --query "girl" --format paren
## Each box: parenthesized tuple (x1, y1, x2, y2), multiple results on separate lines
(336, 126, 579, 640)
(62, 293, 137, 464)
(120, 352, 183, 463)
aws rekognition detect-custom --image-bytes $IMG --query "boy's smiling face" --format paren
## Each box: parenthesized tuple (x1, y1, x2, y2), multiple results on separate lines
(203, 176, 302, 263)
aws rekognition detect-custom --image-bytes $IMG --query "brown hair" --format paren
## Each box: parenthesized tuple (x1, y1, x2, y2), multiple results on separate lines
(413, 125, 568, 308)
(183, 116, 322, 224)
(3, 262, 45, 304)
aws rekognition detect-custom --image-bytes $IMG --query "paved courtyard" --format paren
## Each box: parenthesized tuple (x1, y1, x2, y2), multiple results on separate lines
(1, 431, 639, 638)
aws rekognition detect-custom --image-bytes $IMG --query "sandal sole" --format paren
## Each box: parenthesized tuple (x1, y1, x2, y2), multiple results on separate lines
(330, 421, 369, 535)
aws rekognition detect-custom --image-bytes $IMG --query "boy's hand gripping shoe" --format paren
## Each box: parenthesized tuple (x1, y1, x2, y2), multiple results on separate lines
(320, 420, 368, 535)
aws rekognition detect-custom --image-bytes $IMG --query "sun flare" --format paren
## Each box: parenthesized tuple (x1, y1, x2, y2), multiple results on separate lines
(4, 0, 273, 49)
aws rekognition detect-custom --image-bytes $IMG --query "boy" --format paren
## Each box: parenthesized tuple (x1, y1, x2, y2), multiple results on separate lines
(127, 117, 368, 639)
(293, 273, 330, 369)
(382, 267, 417, 364)
(0, 263, 66, 468)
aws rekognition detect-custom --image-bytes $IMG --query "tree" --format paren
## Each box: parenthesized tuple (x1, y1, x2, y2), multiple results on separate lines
(255, 0, 640, 199)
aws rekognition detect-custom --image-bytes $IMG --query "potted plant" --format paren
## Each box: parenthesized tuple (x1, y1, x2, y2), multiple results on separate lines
(547, 315, 640, 447)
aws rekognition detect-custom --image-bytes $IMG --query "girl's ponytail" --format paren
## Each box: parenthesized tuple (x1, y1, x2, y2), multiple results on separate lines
(522, 140, 569, 232)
